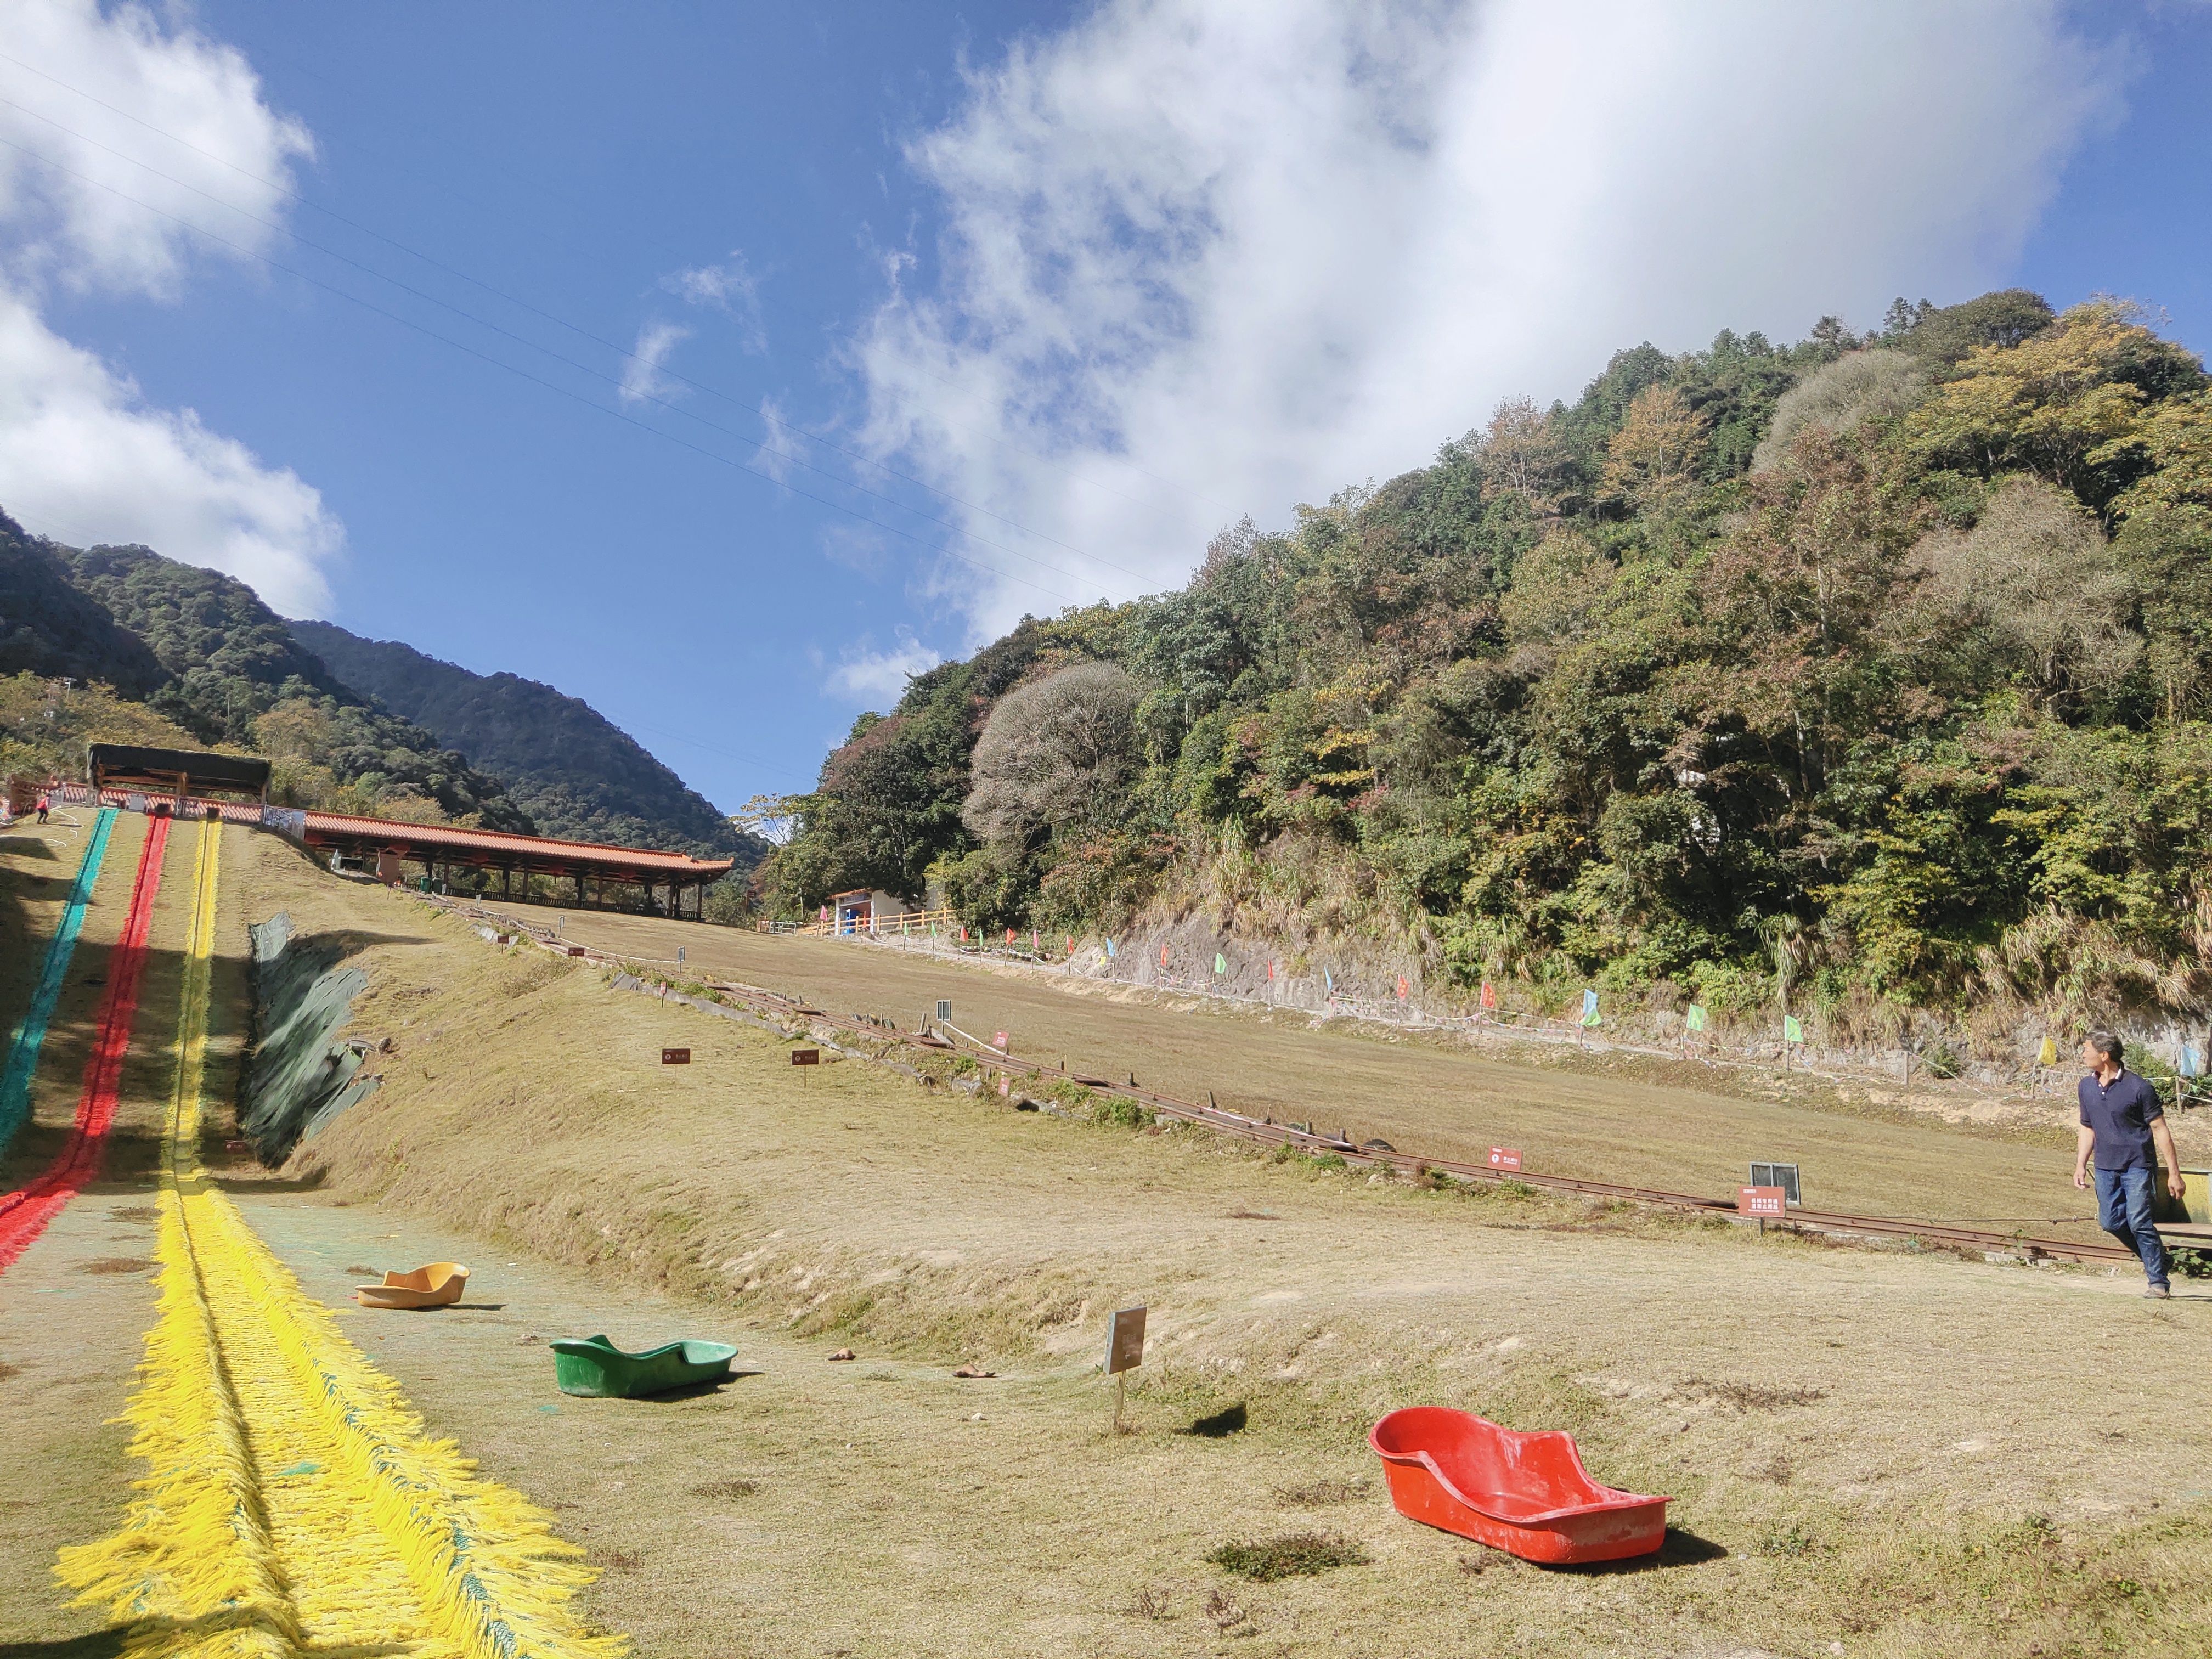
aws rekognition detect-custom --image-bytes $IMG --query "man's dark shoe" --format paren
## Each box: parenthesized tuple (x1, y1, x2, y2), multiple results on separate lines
(2145, 1285, 2171, 1299)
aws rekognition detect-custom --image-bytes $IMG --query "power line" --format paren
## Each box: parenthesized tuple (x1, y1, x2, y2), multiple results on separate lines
(0, 41, 1224, 551)
(0, 94, 1143, 599)
(0, 129, 1102, 612)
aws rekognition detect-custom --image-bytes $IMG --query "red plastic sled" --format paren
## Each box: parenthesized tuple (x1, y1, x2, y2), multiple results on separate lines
(1369, 1407, 1668, 1564)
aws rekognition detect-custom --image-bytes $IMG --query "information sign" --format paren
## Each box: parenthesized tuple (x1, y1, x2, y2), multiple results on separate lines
(1487, 1147, 1522, 1172)
(791, 1048, 820, 1067)
(1104, 1306, 1148, 1375)
(1738, 1186, 1786, 1217)
(661, 1048, 690, 1065)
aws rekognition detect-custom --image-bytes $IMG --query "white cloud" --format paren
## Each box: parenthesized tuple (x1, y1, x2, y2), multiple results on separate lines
(619, 318, 691, 405)
(662, 250, 766, 352)
(0, 0, 312, 297)
(854, 0, 2125, 639)
(826, 629, 943, 707)
(0, 287, 339, 614)
(749, 393, 796, 482)
(0, 0, 340, 613)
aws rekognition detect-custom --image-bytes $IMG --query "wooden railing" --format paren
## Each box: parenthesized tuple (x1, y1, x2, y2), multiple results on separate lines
(764, 906, 961, 939)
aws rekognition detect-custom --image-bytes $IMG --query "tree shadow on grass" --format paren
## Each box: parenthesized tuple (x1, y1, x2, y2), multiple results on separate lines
(1181, 1402, 1248, 1437)
(0, 1637, 125, 1659)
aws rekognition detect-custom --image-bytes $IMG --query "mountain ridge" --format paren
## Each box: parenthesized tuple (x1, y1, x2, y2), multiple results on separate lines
(286, 619, 758, 859)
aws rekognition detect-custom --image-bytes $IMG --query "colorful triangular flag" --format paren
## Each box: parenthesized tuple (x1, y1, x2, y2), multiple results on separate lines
(1396, 976, 1410, 1000)
(1105, 938, 1116, 959)
(1480, 980, 1497, 1011)
(2038, 1036, 2058, 1066)
(1685, 1003, 1706, 1032)
(1214, 952, 1227, 975)
(1783, 1013, 1804, 1043)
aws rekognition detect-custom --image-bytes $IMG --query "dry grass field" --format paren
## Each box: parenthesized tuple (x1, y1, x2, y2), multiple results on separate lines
(472, 900, 2180, 1249)
(7, 833, 2212, 1657)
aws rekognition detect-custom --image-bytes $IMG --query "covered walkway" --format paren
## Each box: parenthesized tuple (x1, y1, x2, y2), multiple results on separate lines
(296, 812, 732, 917)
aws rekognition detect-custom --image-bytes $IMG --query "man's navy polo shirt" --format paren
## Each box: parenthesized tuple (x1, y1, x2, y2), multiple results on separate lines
(2079, 1068, 2165, 1171)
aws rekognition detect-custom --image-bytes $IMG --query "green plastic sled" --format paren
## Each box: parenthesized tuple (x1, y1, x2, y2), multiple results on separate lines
(549, 1334, 740, 1398)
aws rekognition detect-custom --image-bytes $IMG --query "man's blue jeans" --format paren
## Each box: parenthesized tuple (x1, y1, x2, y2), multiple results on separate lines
(2094, 1165, 2170, 1289)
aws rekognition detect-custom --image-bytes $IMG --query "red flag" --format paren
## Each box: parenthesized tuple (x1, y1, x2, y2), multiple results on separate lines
(1480, 980, 1496, 1011)
(1006, 928, 1016, 945)
(1160, 944, 1170, 967)
(1267, 960, 1276, 980)
(1066, 935, 1075, 956)
(1396, 976, 1409, 1000)
(958, 925, 967, 941)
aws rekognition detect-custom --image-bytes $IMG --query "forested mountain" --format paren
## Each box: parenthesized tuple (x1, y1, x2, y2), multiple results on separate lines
(2, 526, 531, 831)
(289, 620, 760, 860)
(765, 291, 2212, 1032)
(0, 514, 164, 694)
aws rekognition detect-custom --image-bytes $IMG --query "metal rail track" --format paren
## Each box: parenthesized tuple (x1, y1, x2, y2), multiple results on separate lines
(438, 895, 2141, 1269)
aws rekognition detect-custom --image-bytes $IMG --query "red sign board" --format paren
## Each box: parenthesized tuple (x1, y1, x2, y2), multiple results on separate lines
(991, 1030, 1009, 1051)
(661, 1048, 690, 1065)
(791, 1048, 820, 1067)
(1738, 1185, 1786, 1217)
(1488, 1147, 1522, 1172)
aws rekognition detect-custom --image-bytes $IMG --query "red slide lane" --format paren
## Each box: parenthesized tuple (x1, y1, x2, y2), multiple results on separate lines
(0, 815, 170, 1271)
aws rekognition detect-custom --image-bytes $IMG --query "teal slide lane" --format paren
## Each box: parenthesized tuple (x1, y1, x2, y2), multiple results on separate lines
(0, 806, 118, 1158)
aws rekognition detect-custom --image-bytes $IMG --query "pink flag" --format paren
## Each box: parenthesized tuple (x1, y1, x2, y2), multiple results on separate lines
(1267, 961, 1276, 980)
(1160, 944, 1170, 967)
(1480, 980, 1496, 1011)
(1396, 976, 1409, 1000)
(1066, 935, 1075, 956)
(1006, 928, 1015, 945)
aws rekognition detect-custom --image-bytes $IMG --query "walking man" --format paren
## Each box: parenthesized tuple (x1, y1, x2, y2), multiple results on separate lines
(34, 789, 49, 824)
(2074, 1031, 2187, 1297)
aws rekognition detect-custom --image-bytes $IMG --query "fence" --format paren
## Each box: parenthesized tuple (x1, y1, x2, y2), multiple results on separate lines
(758, 918, 2211, 1109)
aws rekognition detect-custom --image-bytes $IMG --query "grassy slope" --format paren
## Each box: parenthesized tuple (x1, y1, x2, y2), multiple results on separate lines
(222, 842, 2212, 1658)
(465, 903, 2168, 1246)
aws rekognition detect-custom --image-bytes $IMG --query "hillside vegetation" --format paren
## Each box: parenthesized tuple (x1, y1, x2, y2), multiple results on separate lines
(288, 619, 760, 861)
(764, 292, 2212, 1037)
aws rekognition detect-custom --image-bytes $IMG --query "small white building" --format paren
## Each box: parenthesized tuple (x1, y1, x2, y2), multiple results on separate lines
(826, 888, 918, 934)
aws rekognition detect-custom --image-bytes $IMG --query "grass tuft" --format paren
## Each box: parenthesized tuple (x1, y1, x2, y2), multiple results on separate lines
(1206, 1531, 1370, 1581)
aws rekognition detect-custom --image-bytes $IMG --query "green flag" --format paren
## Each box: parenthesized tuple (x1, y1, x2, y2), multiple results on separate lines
(1214, 952, 1227, 975)
(1685, 1004, 1706, 1032)
(1784, 1013, 1804, 1043)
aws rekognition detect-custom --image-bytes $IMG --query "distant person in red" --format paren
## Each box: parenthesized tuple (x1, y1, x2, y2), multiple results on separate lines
(2074, 1030, 2186, 1297)
(35, 789, 50, 824)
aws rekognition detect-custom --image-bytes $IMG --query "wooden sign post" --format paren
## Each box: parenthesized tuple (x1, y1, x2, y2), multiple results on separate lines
(661, 1048, 691, 1065)
(791, 1048, 820, 1068)
(1104, 1305, 1147, 1433)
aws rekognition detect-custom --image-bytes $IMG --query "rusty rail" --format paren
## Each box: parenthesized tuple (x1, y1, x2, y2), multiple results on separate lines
(430, 891, 2140, 1268)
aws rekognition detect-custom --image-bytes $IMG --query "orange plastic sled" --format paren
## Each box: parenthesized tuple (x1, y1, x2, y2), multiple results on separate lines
(355, 1262, 469, 1309)
(1370, 1407, 1668, 1564)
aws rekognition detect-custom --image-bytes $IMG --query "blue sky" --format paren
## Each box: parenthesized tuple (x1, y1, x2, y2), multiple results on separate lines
(3, 1, 2210, 819)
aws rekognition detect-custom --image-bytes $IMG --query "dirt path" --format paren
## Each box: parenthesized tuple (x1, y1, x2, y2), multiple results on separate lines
(482, 902, 2116, 1244)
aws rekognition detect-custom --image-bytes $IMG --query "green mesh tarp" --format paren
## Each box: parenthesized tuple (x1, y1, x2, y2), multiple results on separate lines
(239, 911, 376, 1163)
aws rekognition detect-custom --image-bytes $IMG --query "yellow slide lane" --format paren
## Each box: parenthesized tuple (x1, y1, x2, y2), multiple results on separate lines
(59, 818, 626, 1659)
